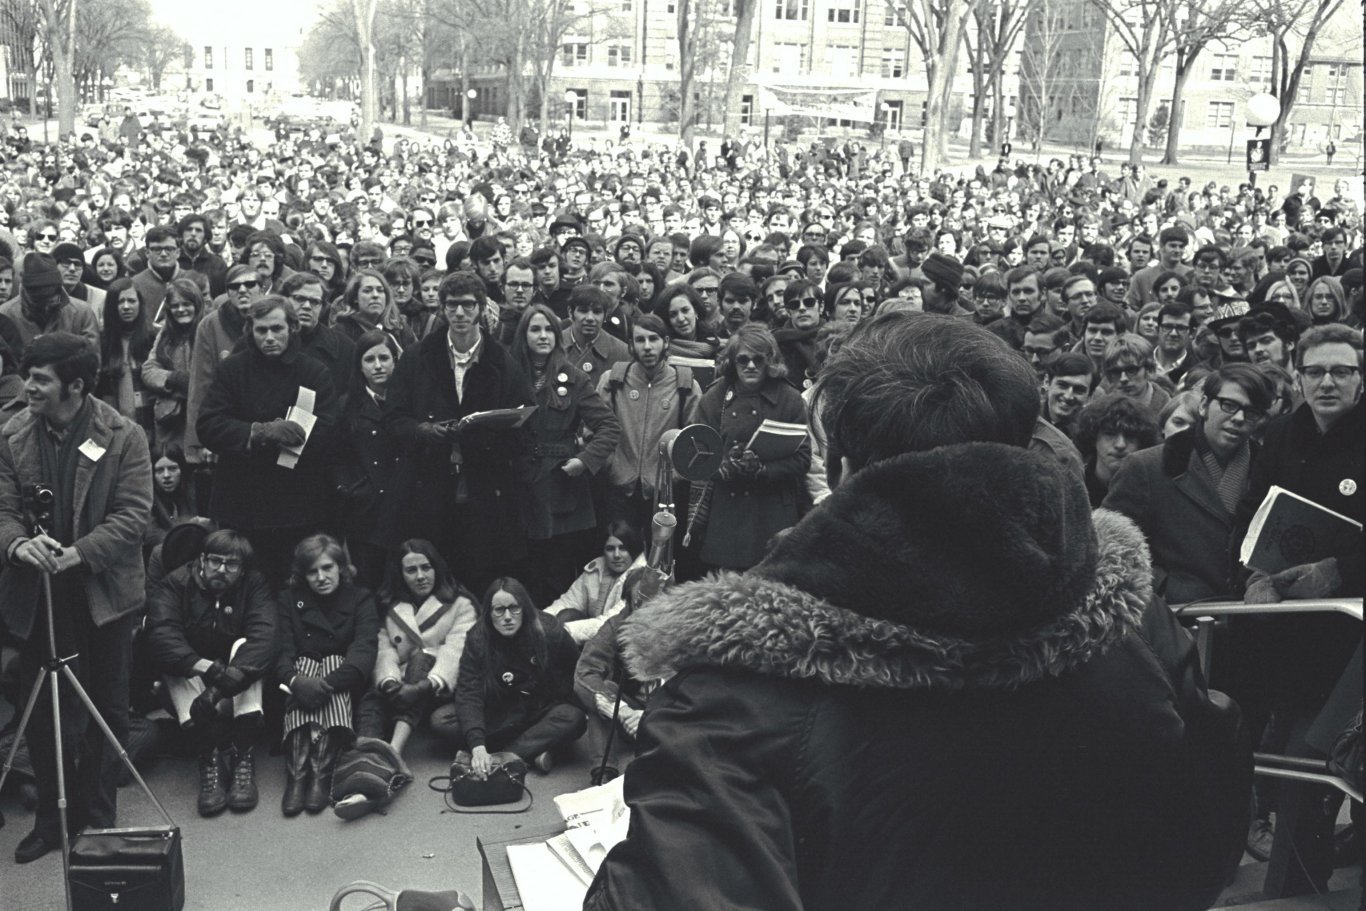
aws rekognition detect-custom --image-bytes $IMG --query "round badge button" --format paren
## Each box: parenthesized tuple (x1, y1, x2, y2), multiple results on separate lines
(1341, 478, 1357, 496)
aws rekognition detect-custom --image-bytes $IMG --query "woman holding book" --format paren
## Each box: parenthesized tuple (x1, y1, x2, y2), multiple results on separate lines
(689, 324, 811, 570)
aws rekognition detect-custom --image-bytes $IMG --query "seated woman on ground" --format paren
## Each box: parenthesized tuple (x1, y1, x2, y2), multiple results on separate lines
(432, 578, 586, 775)
(274, 534, 379, 817)
(544, 521, 647, 645)
(334, 540, 478, 819)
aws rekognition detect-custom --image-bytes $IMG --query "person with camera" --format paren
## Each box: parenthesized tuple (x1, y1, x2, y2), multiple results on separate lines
(144, 529, 278, 817)
(0, 332, 152, 863)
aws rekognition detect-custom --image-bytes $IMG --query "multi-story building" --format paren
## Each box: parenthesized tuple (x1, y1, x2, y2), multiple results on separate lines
(1020, 0, 1363, 152)
(457, 0, 1021, 135)
(155, 4, 307, 105)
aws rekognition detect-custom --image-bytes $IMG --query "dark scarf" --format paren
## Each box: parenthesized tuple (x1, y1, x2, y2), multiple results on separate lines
(1193, 426, 1252, 516)
(20, 287, 66, 331)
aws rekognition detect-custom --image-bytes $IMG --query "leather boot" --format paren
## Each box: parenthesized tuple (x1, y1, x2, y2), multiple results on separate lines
(196, 748, 228, 817)
(303, 730, 345, 814)
(227, 746, 258, 811)
(281, 728, 311, 817)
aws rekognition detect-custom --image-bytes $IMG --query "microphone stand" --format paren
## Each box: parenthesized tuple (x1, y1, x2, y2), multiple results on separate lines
(0, 514, 176, 911)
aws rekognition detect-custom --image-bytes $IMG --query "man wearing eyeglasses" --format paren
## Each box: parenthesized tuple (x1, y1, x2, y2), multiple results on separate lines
(386, 272, 534, 593)
(1105, 363, 1276, 606)
(1100, 335, 1170, 419)
(132, 226, 210, 328)
(1233, 324, 1363, 885)
(145, 529, 278, 819)
(0, 253, 99, 359)
(1151, 302, 1196, 383)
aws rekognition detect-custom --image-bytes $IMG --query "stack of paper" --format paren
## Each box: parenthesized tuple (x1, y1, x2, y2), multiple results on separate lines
(508, 776, 632, 908)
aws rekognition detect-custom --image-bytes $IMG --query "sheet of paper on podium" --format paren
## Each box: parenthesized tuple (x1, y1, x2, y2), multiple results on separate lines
(506, 842, 587, 911)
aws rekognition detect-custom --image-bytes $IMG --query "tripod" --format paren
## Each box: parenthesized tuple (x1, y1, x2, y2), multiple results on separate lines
(0, 514, 175, 911)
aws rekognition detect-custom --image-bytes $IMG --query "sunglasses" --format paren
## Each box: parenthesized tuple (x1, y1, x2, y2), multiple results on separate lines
(785, 297, 820, 310)
(35, 232, 57, 241)
(228, 280, 259, 291)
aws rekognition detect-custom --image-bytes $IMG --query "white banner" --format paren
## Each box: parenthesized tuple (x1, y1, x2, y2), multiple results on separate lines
(756, 86, 879, 122)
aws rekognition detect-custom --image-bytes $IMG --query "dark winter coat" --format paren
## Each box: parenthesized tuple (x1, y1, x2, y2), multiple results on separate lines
(522, 361, 621, 540)
(385, 328, 534, 558)
(195, 335, 340, 531)
(692, 378, 810, 569)
(586, 444, 1250, 911)
(1103, 428, 1253, 605)
(299, 323, 355, 401)
(334, 392, 403, 549)
(451, 615, 581, 749)
(273, 581, 379, 694)
(145, 565, 279, 678)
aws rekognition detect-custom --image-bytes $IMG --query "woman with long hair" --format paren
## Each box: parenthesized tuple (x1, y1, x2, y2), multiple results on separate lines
(333, 268, 418, 352)
(544, 520, 647, 644)
(274, 534, 379, 817)
(335, 540, 479, 819)
(432, 578, 586, 775)
(334, 329, 405, 590)
(87, 246, 127, 292)
(1303, 275, 1347, 326)
(96, 276, 155, 434)
(654, 282, 720, 364)
(144, 442, 197, 556)
(690, 325, 811, 570)
(510, 304, 622, 604)
(142, 278, 204, 449)
(305, 240, 348, 304)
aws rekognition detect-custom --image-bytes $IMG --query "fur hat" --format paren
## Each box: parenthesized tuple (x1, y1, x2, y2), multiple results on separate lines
(921, 252, 964, 291)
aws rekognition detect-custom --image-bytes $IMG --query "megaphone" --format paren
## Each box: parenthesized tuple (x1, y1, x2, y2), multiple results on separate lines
(659, 424, 724, 482)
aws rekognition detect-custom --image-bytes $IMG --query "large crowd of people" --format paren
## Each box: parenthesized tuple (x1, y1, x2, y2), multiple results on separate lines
(0, 111, 1359, 904)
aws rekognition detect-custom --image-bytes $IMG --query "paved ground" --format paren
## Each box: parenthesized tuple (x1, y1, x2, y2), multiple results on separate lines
(0, 718, 593, 910)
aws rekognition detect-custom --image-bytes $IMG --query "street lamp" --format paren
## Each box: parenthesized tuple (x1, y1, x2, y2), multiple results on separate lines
(1244, 92, 1281, 185)
(465, 88, 477, 127)
(563, 89, 577, 139)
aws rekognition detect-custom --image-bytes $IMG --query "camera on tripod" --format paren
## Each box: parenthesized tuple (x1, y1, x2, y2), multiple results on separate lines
(23, 483, 54, 534)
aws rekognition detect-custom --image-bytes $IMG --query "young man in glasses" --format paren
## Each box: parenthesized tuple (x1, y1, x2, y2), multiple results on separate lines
(1152, 302, 1197, 383)
(146, 530, 278, 818)
(1105, 363, 1275, 606)
(1101, 335, 1169, 419)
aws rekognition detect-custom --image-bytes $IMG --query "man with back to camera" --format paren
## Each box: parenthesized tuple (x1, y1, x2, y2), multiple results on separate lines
(585, 312, 1248, 911)
(0, 332, 152, 863)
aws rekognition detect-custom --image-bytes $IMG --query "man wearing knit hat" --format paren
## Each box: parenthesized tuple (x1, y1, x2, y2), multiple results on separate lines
(0, 253, 99, 358)
(52, 242, 105, 318)
(919, 252, 969, 317)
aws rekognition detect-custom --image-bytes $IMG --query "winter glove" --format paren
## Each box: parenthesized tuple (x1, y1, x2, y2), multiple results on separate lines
(1244, 573, 1282, 605)
(1271, 558, 1342, 600)
(415, 422, 455, 444)
(291, 675, 333, 712)
(251, 419, 306, 449)
(189, 687, 221, 729)
(206, 663, 251, 697)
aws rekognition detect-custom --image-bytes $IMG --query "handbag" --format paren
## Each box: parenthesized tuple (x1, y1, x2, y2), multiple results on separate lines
(68, 826, 185, 911)
(430, 750, 531, 812)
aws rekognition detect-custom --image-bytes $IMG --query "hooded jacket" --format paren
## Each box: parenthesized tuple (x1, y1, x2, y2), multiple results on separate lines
(586, 444, 1249, 911)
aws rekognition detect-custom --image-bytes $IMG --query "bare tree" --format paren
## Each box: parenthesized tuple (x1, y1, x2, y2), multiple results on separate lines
(962, 0, 1034, 158)
(0, 0, 44, 116)
(893, 0, 975, 172)
(721, 0, 757, 136)
(352, 0, 381, 142)
(74, 0, 151, 99)
(1246, 0, 1346, 162)
(1085, 0, 1174, 163)
(140, 24, 184, 93)
(1159, 0, 1249, 164)
(38, 0, 75, 134)
(1018, 0, 1067, 150)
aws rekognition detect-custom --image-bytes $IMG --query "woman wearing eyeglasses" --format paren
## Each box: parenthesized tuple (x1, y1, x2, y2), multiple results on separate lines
(689, 325, 811, 571)
(431, 578, 585, 776)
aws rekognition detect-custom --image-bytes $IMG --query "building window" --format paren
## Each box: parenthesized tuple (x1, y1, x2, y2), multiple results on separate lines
(245, 48, 253, 70)
(607, 43, 633, 66)
(880, 48, 904, 79)
(883, 1, 900, 26)
(741, 93, 753, 125)
(772, 42, 808, 73)
(570, 90, 587, 119)
(827, 0, 860, 23)
(1297, 67, 1313, 103)
(620, 0, 632, 9)
(246, 79, 255, 93)
(775, 0, 808, 20)
(265, 48, 273, 71)
(1117, 96, 1138, 127)
(825, 44, 858, 78)
(1118, 52, 1138, 78)
(204, 46, 213, 70)
(562, 42, 589, 66)
(1206, 100, 1234, 128)
(1208, 52, 1237, 82)
(205, 77, 214, 92)
(1249, 55, 1271, 88)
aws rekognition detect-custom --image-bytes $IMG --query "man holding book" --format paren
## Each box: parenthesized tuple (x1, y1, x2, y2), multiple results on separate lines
(1233, 323, 1362, 886)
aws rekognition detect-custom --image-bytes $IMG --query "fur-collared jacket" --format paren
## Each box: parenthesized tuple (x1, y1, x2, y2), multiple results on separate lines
(586, 443, 1250, 911)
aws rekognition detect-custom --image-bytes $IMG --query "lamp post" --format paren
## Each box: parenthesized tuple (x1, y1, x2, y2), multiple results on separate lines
(1244, 92, 1281, 187)
(563, 89, 577, 139)
(465, 88, 477, 127)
